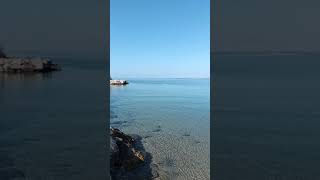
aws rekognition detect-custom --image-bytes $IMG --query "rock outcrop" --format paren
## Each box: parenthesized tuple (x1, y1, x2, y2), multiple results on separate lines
(110, 128, 162, 180)
(110, 128, 144, 171)
(0, 58, 61, 73)
(110, 80, 128, 85)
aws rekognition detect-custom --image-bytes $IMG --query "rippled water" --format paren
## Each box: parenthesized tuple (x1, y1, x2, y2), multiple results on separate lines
(110, 78, 210, 180)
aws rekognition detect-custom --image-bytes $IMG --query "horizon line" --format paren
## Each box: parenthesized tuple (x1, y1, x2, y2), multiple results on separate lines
(110, 76, 210, 79)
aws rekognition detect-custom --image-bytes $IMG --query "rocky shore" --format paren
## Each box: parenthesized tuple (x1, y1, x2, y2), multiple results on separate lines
(0, 58, 61, 73)
(110, 128, 163, 180)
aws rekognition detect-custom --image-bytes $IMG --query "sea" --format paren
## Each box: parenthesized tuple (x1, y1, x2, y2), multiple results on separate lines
(3, 54, 317, 180)
(110, 78, 210, 180)
(0, 58, 107, 180)
(213, 54, 320, 180)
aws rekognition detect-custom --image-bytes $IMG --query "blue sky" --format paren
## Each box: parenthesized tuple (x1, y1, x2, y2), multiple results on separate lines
(110, 0, 210, 78)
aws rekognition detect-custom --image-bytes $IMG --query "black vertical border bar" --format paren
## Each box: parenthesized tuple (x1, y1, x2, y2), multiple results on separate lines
(106, 0, 110, 178)
(210, 0, 215, 179)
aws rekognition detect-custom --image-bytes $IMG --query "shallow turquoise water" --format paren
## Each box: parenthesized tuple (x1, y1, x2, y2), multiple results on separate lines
(111, 78, 210, 179)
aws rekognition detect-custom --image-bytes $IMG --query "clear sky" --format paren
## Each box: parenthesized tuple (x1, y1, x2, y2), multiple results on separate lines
(110, 0, 210, 78)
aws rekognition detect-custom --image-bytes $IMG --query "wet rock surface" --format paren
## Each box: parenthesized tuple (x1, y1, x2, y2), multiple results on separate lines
(110, 128, 144, 170)
(110, 128, 164, 180)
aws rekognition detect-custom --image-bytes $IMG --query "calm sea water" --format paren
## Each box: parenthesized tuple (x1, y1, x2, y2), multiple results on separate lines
(214, 54, 320, 180)
(5, 55, 317, 180)
(0, 59, 107, 180)
(111, 78, 210, 180)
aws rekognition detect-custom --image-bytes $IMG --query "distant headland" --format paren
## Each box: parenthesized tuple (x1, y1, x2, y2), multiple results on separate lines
(0, 48, 61, 73)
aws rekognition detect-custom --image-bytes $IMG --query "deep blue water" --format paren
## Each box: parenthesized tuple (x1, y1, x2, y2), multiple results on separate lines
(111, 78, 210, 179)
(214, 54, 320, 180)
(0, 58, 107, 180)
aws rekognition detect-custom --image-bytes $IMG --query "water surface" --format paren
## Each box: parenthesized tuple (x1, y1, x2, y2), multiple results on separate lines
(214, 54, 320, 180)
(0, 58, 107, 180)
(111, 78, 210, 180)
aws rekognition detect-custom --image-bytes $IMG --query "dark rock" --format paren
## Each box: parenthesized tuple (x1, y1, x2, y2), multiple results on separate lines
(110, 128, 163, 180)
(110, 128, 144, 171)
(182, 132, 191, 137)
(152, 128, 161, 133)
